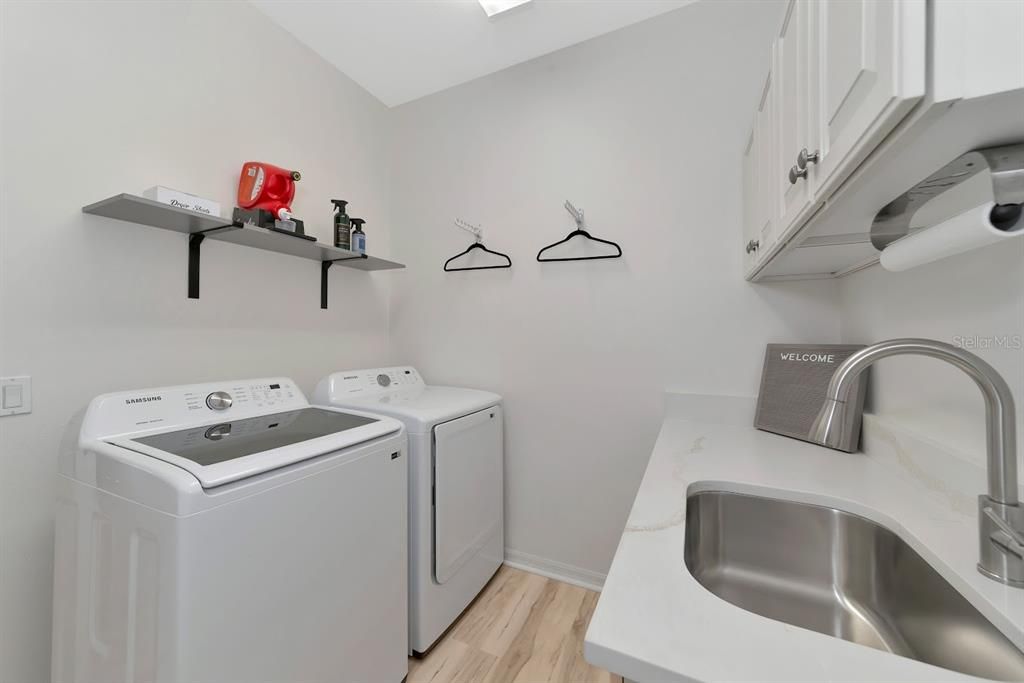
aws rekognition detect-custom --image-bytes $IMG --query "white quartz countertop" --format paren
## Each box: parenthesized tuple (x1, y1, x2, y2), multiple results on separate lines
(584, 393, 1024, 683)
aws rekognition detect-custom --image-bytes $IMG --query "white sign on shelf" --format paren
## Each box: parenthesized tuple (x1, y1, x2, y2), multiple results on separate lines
(143, 186, 221, 217)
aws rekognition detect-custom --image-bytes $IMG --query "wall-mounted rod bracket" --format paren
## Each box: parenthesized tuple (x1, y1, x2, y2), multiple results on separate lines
(565, 200, 585, 229)
(454, 218, 483, 243)
(871, 143, 1024, 250)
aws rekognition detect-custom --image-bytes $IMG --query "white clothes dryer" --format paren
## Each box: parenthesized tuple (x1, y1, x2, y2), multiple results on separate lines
(313, 367, 503, 655)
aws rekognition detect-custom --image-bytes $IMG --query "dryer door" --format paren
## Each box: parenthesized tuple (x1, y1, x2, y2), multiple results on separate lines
(433, 406, 503, 584)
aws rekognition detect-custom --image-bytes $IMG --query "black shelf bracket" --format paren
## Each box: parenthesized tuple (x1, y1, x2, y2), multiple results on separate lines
(189, 232, 204, 299)
(188, 233, 205, 299)
(321, 255, 367, 309)
(187, 224, 238, 299)
(321, 260, 333, 309)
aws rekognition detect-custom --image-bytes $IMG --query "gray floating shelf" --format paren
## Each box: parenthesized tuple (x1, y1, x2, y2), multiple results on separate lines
(83, 193, 232, 234)
(82, 194, 404, 308)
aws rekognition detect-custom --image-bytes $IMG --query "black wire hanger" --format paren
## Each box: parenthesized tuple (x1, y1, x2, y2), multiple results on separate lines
(536, 201, 622, 262)
(444, 219, 512, 272)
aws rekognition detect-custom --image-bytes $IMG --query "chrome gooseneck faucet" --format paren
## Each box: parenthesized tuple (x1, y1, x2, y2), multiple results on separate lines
(811, 338, 1024, 586)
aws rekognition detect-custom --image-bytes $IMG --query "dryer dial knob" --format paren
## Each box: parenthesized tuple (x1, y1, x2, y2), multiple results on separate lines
(206, 391, 233, 411)
(377, 374, 391, 387)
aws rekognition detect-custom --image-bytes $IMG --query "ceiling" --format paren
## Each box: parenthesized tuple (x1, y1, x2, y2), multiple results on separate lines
(250, 0, 695, 107)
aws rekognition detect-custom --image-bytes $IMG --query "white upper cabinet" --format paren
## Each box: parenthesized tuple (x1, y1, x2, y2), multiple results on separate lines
(742, 70, 775, 275)
(815, 0, 925, 190)
(737, 0, 1001, 280)
(775, 0, 820, 236)
(742, 126, 760, 271)
(755, 67, 777, 259)
(931, 0, 1024, 102)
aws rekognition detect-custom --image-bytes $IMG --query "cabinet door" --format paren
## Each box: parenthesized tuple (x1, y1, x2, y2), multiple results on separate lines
(754, 68, 776, 257)
(815, 0, 925, 189)
(741, 69, 775, 273)
(776, 0, 819, 234)
(741, 125, 759, 272)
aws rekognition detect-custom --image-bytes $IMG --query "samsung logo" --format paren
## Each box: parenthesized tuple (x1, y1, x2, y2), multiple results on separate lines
(779, 352, 836, 364)
(125, 395, 162, 405)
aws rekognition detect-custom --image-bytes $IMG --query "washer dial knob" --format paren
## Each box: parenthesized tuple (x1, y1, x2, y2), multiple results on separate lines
(376, 374, 392, 387)
(206, 391, 233, 411)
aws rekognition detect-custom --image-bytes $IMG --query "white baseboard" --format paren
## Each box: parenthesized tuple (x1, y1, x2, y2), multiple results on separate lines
(503, 548, 606, 592)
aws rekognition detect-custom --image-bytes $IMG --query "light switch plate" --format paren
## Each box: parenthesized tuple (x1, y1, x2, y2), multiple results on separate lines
(0, 376, 31, 416)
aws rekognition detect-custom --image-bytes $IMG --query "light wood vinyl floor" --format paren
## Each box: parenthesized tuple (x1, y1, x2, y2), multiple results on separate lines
(408, 566, 622, 683)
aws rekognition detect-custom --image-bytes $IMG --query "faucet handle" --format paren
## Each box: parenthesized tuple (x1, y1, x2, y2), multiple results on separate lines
(983, 506, 1024, 557)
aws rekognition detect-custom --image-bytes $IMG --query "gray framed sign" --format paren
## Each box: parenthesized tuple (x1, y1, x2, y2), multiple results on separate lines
(755, 344, 868, 452)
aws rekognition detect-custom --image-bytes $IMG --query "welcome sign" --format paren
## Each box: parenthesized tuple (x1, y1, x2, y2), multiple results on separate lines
(755, 344, 868, 452)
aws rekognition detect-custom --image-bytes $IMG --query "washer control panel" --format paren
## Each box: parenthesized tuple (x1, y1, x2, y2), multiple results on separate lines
(182, 381, 299, 414)
(85, 377, 306, 438)
(322, 366, 425, 398)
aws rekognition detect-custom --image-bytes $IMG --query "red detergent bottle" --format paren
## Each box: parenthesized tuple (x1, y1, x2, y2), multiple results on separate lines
(237, 161, 301, 220)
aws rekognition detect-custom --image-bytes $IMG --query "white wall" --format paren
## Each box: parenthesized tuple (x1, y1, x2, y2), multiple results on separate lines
(838, 242, 1024, 470)
(0, 3, 395, 681)
(387, 0, 841, 584)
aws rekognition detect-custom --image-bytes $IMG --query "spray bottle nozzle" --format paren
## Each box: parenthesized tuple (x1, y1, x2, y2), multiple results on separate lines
(331, 199, 348, 212)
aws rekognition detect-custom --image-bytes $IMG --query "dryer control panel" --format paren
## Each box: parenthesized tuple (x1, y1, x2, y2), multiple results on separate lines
(320, 366, 425, 399)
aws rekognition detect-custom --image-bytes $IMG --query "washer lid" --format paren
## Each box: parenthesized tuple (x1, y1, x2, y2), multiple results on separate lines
(322, 386, 501, 432)
(108, 407, 399, 488)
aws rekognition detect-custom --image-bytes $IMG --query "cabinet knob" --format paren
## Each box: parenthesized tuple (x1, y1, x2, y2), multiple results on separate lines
(745, 239, 760, 254)
(789, 165, 808, 184)
(796, 148, 820, 169)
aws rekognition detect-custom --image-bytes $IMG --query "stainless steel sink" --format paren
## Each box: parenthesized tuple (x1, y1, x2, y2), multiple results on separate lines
(684, 491, 1024, 681)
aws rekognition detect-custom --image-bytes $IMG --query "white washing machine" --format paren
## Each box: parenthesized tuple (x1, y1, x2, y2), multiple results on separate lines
(313, 367, 503, 655)
(52, 377, 408, 683)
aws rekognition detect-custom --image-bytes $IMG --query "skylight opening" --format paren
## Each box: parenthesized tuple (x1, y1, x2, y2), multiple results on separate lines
(478, 0, 532, 18)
